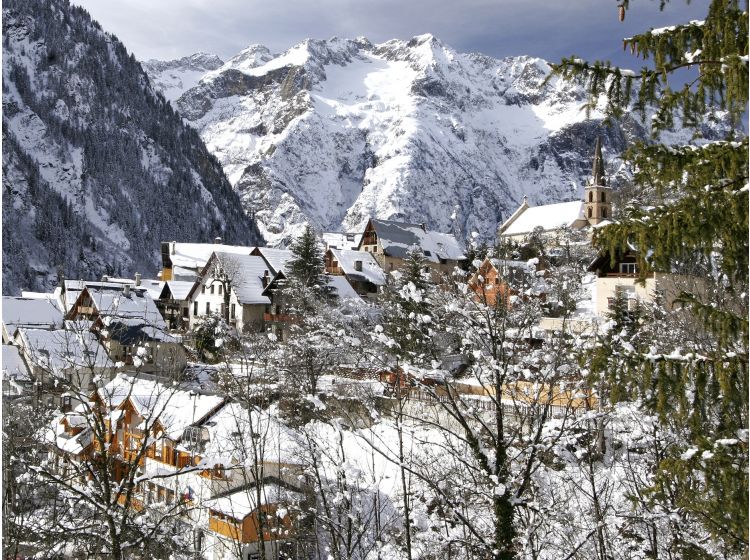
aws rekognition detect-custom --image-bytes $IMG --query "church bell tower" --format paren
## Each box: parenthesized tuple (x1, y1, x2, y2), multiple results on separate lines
(584, 137, 612, 225)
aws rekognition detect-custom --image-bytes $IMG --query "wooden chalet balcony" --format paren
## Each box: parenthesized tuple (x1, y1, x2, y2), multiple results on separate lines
(603, 272, 639, 278)
(77, 305, 96, 315)
(263, 312, 299, 324)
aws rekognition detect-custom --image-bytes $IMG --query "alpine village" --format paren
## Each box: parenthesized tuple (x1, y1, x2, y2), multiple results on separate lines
(1, 1, 747, 560)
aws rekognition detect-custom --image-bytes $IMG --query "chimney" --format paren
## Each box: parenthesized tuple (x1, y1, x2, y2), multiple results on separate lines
(123, 284, 131, 297)
(522, 195, 528, 206)
(214, 236, 223, 245)
(420, 223, 426, 231)
(171, 241, 176, 255)
(135, 272, 141, 286)
(262, 270, 269, 288)
(101, 275, 109, 282)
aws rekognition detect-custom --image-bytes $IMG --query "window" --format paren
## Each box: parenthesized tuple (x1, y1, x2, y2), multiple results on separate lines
(202, 285, 206, 294)
(193, 302, 198, 316)
(588, 207, 593, 218)
(210, 284, 214, 294)
(619, 263, 637, 274)
(423, 250, 431, 257)
(602, 208, 607, 218)
(218, 285, 222, 295)
(230, 304, 236, 319)
(183, 307, 189, 318)
(205, 302, 210, 314)
(601, 192, 606, 203)
(589, 191, 593, 202)
(354, 260, 363, 271)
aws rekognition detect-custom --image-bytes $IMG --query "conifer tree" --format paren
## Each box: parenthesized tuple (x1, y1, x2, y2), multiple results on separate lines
(554, 1, 748, 555)
(288, 224, 326, 288)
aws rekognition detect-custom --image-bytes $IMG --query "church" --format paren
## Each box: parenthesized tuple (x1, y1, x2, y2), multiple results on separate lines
(498, 138, 612, 242)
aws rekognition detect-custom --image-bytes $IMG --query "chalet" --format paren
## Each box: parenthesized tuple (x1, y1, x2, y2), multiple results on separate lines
(14, 327, 114, 407)
(2, 295, 64, 343)
(357, 218, 466, 276)
(187, 252, 273, 334)
(66, 283, 187, 374)
(467, 258, 543, 306)
(498, 138, 613, 242)
(587, 249, 691, 316)
(250, 247, 294, 276)
(161, 240, 255, 282)
(324, 248, 386, 298)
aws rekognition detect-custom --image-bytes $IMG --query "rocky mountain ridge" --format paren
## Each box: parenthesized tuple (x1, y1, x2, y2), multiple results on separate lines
(145, 34, 726, 247)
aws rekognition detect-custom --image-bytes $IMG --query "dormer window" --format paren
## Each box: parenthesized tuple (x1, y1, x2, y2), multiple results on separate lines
(354, 260, 363, 271)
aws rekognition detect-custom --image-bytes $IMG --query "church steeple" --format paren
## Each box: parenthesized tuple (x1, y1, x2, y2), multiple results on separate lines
(584, 137, 612, 225)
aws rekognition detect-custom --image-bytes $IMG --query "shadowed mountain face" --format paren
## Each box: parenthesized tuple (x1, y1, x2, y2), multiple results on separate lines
(146, 34, 728, 247)
(2, 0, 262, 295)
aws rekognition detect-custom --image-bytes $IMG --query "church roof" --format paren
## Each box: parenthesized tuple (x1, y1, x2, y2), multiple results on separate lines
(500, 201, 585, 237)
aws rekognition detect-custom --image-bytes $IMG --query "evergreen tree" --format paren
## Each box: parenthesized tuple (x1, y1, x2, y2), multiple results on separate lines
(288, 224, 326, 288)
(554, 1, 748, 555)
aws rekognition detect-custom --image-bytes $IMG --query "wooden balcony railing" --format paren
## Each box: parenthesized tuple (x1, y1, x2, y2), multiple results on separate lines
(263, 313, 299, 324)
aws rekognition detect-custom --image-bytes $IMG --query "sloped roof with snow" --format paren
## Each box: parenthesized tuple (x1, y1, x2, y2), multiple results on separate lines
(500, 201, 585, 237)
(189, 402, 301, 469)
(105, 318, 179, 344)
(2, 296, 64, 335)
(329, 249, 386, 286)
(98, 374, 225, 440)
(161, 280, 195, 302)
(205, 484, 301, 519)
(82, 285, 167, 329)
(167, 243, 255, 272)
(366, 219, 466, 262)
(2, 344, 30, 382)
(323, 232, 362, 250)
(328, 275, 362, 300)
(252, 247, 294, 275)
(214, 253, 272, 305)
(16, 328, 114, 375)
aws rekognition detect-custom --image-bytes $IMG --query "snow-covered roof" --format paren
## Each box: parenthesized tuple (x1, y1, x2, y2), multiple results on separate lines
(252, 247, 294, 275)
(138, 279, 164, 300)
(323, 232, 362, 251)
(500, 201, 585, 237)
(104, 318, 179, 344)
(213, 253, 272, 305)
(98, 374, 225, 440)
(47, 419, 93, 456)
(16, 328, 114, 376)
(2, 296, 64, 335)
(328, 249, 386, 286)
(365, 219, 466, 262)
(328, 275, 362, 300)
(190, 402, 301, 469)
(166, 242, 255, 272)
(80, 285, 167, 329)
(2, 344, 30, 382)
(205, 484, 301, 520)
(161, 280, 195, 302)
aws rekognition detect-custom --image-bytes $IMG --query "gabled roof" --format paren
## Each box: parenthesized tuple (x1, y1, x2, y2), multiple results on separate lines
(189, 252, 272, 305)
(160, 280, 197, 302)
(2, 296, 64, 336)
(98, 374, 225, 440)
(251, 247, 294, 275)
(16, 328, 114, 375)
(71, 284, 167, 329)
(499, 200, 585, 237)
(163, 242, 255, 272)
(328, 249, 386, 286)
(360, 219, 466, 262)
(104, 318, 179, 345)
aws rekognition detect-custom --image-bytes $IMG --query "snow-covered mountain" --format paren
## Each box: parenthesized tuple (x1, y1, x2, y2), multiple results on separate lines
(146, 34, 723, 247)
(2, 0, 262, 295)
(142, 53, 224, 103)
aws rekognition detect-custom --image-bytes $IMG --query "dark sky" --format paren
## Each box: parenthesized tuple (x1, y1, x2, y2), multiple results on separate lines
(73, 0, 710, 66)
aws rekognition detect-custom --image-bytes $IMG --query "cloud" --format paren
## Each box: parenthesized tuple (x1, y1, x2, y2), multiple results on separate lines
(73, 0, 711, 66)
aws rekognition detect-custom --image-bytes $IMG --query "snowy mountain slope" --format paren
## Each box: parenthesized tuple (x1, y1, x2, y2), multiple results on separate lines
(142, 53, 224, 103)
(2, 0, 262, 295)
(149, 35, 727, 247)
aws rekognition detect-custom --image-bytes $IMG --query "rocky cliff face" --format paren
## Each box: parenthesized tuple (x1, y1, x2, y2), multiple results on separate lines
(2, 0, 262, 295)
(148, 35, 728, 247)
